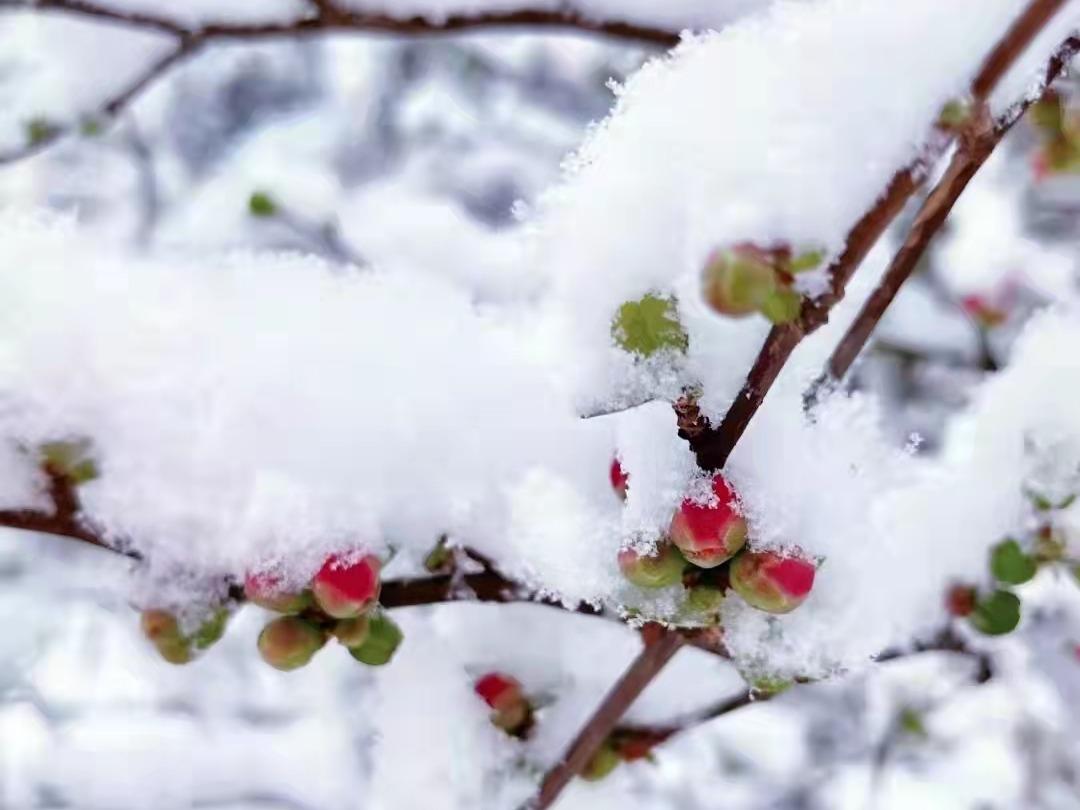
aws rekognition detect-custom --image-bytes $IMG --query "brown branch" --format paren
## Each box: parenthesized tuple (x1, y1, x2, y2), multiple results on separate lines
(0, 0, 680, 164)
(0, 41, 198, 165)
(686, 0, 1074, 471)
(529, 628, 684, 809)
(824, 35, 1080, 384)
(0, 469, 139, 559)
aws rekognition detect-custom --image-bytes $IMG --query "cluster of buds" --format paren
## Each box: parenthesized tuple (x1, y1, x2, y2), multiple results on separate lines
(247, 553, 402, 671)
(1028, 90, 1080, 181)
(614, 465, 817, 617)
(702, 242, 823, 326)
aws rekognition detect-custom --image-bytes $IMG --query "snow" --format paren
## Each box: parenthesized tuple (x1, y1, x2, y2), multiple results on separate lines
(0, 0, 1078, 676)
(3, 3, 1080, 804)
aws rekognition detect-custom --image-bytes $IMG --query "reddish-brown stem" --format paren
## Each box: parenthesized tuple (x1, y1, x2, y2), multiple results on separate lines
(824, 36, 1080, 384)
(687, 0, 1074, 471)
(530, 628, 684, 809)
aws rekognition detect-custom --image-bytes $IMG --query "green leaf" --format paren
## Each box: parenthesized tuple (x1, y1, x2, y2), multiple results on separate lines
(40, 439, 99, 485)
(899, 707, 927, 738)
(990, 539, 1037, 585)
(789, 250, 825, 273)
(248, 191, 278, 218)
(968, 590, 1021, 636)
(25, 118, 59, 146)
(191, 608, 229, 650)
(759, 288, 802, 325)
(612, 294, 689, 358)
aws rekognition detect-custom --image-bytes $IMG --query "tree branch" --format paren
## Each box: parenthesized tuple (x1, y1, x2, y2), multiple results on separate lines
(823, 35, 1080, 385)
(686, 0, 1074, 471)
(529, 628, 684, 809)
(0, 0, 681, 164)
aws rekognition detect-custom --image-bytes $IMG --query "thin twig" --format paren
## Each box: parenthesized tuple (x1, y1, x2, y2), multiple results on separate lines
(823, 35, 1080, 385)
(0, 0, 680, 164)
(529, 628, 684, 809)
(686, 0, 1074, 471)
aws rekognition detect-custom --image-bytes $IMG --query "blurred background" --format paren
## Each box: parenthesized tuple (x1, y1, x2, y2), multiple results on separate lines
(2, 6, 1080, 809)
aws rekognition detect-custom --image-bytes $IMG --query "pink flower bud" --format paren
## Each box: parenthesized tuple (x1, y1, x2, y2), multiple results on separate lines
(669, 475, 747, 568)
(475, 672, 531, 733)
(312, 553, 381, 619)
(729, 550, 816, 614)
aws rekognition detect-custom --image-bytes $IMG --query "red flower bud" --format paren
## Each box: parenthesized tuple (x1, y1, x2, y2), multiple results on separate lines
(669, 475, 747, 568)
(729, 550, 815, 614)
(312, 553, 381, 619)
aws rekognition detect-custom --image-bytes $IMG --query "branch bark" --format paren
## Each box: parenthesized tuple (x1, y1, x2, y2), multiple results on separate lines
(0, 0, 681, 164)
(686, 0, 1074, 472)
(529, 628, 684, 809)
(824, 35, 1080, 384)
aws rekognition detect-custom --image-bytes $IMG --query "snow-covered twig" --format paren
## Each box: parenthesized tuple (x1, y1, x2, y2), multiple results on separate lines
(687, 0, 1075, 472)
(824, 35, 1080, 385)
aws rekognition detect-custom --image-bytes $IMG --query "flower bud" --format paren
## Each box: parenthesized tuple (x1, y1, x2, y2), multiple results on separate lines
(702, 245, 778, 318)
(348, 611, 403, 667)
(312, 553, 381, 619)
(729, 550, 815, 614)
(257, 616, 327, 671)
(610, 458, 629, 501)
(244, 571, 312, 614)
(474, 672, 531, 733)
(669, 475, 747, 568)
(617, 543, 685, 589)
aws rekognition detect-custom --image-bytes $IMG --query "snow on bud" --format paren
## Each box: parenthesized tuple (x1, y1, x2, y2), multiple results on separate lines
(332, 615, 371, 648)
(244, 571, 312, 614)
(729, 550, 816, 614)
(348, 610, 403, 667)
(617, 542, 685, 589)
(669, 475, 747, 569)
(474, 672, 531, 734)
(257, 616, 327, 671)
(702, 244, 778, 318)
(312, 553, 381, 619)
(610, 458, 629, 501)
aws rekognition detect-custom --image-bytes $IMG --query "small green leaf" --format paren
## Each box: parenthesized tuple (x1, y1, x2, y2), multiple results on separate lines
(968, 590, 1021, 636)
(80, 117, 103, 137)
(612, 294, 689, 358)
(789, 250, 825, 273)
(40, 439, 99, 485)
(25, 117, 59, 146)
(248, 191, 278, 218)
(990, 539, 1037, 586)
(191, 608, 229, 650)
(937, 98, 973, 131)
(423, 537, 453, 574)
(899, 707, 927, 738)
(1030, 94, 1063, 134)
(758, 288, 802, 325)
